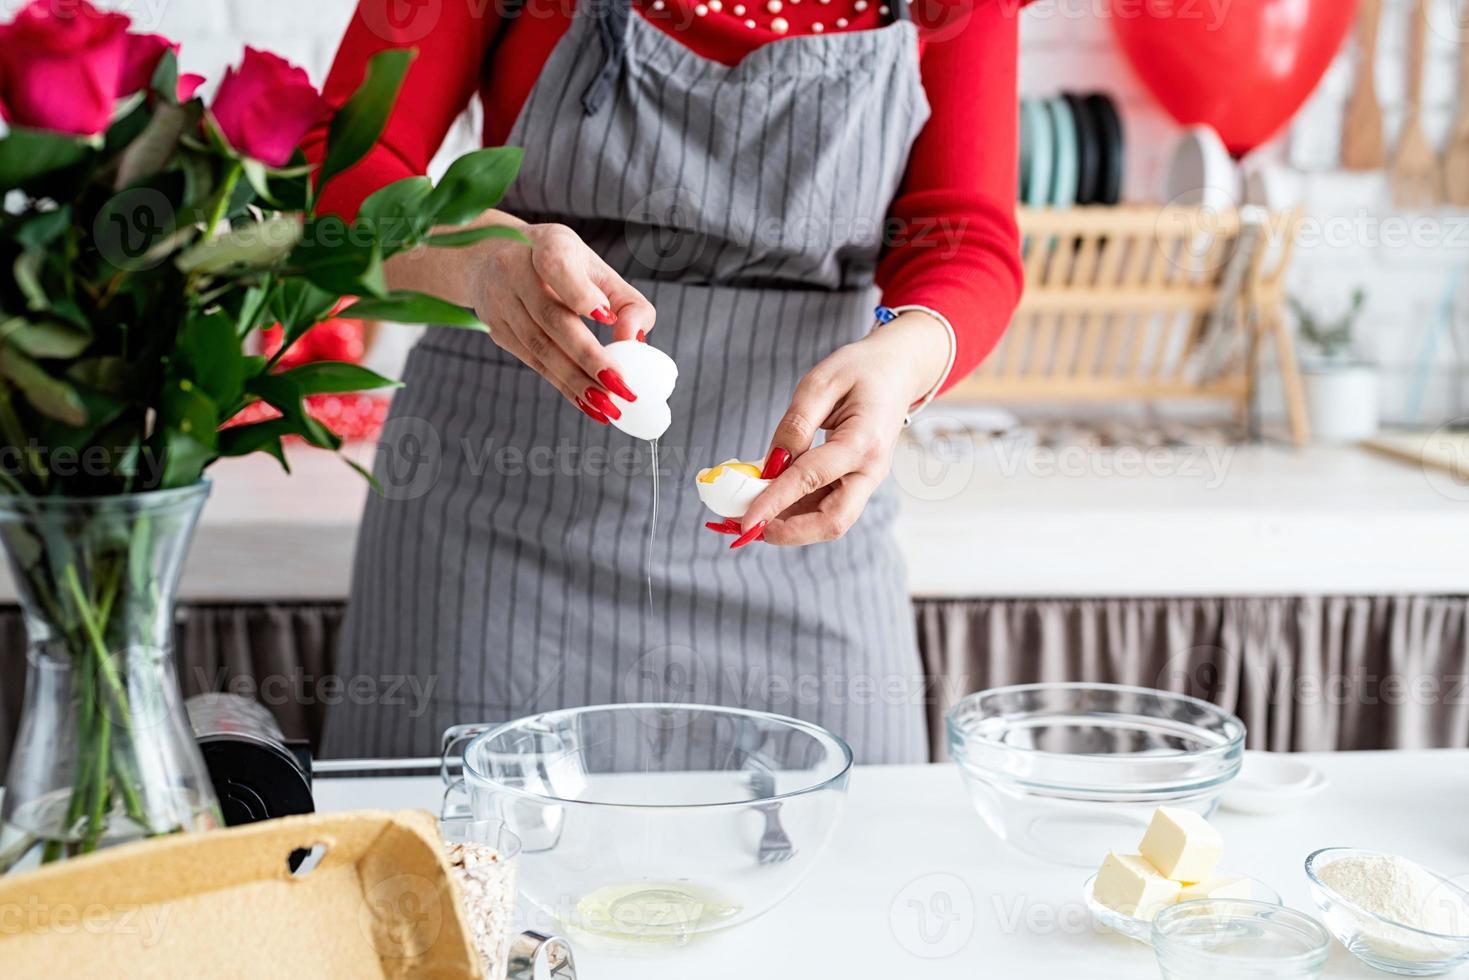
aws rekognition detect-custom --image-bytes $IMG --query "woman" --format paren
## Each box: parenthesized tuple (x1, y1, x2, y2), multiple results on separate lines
(312, 0, 1022, 763)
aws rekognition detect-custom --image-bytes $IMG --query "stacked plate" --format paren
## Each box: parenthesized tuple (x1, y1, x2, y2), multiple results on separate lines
(1019, 92, 1124, 207)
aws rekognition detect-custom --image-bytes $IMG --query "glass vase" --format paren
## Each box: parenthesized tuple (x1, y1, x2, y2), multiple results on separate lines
(0, 483, 221, 873)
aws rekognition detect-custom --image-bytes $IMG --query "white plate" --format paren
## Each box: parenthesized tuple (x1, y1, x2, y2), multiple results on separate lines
(1163, 123, 1239, 214)
(1221, 752, 1328, 815)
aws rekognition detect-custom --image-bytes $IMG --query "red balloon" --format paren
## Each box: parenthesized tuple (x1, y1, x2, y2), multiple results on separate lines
(1109, 0, 1357, 156)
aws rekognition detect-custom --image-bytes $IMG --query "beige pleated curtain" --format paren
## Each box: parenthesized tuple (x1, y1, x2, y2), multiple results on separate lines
(1, 595, 1466, 770)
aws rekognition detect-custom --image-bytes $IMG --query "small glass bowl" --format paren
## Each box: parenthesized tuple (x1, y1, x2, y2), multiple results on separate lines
(1305, 847, 1469, 976)
(946, 683, 1245, 866)
(1084, 874, 1281, 944)
(1152, 899, 1331, 979)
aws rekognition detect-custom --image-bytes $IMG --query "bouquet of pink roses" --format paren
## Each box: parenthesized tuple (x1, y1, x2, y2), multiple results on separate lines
(0, 0, 520, 494)
(0, 0, 520, 868)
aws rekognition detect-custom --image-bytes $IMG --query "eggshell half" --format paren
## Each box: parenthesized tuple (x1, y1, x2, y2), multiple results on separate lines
(604, 341, 678, 441)
(696, 459, 771, 519)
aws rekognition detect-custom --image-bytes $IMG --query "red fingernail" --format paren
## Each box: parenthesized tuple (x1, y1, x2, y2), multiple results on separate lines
(636, 330, 647, 342)
(584, 388, 621, 420)
(730, 521, 768, 550)
(598, 368, 638, 402)
(576, 398, 610, 425)
(761, 448, 792, 480)
(705, 520, 740, 535)
(590, 306, 617, 325)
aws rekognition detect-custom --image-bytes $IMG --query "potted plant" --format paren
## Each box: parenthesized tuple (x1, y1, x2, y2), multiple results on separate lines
(0, 1, 521, 872)
(1290, 289, 1380, 443)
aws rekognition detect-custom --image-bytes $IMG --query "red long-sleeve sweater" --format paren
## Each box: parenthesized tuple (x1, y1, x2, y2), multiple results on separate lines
(306, 0, 1023, 391)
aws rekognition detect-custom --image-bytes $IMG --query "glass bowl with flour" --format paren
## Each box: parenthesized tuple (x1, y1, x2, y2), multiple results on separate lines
(1305, 848, 1469, 976)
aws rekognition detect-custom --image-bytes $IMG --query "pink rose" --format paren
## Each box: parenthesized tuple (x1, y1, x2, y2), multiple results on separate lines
(0, 0, 131, 136)
(117, 33, 177, 98)
(178, 73, 205, 102)
(210, 48, 330, 168)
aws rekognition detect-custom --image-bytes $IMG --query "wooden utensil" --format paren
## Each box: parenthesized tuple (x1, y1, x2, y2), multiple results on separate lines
(1444, 6, 1469, 205)
(1341, 0, 1386, 169)
(1390, 0, 1443, 207)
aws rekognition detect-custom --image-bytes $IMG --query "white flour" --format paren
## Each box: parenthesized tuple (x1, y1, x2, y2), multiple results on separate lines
(1319, 853, 1469, 959)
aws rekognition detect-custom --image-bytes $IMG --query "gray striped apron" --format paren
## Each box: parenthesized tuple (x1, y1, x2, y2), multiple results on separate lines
(323, 0, 934, 764)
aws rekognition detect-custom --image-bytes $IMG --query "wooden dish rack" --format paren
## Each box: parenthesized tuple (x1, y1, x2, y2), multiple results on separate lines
(942, 205, 1311, 445)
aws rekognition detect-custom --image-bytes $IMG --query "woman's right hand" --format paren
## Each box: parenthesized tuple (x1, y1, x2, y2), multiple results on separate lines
(475, 221, 657, 424)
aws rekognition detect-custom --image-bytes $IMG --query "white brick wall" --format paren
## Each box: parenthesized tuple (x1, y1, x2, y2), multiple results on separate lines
(90, 0, 1469, 424)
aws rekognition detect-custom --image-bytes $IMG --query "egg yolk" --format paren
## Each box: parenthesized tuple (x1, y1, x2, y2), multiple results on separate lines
(698, 462, 762, 484)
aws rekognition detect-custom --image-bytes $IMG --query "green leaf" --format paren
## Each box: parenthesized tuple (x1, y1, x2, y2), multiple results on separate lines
(0, 317, 90, 359)
(0, 128, 94, 189)
(235, 285, 274, 338)
(176, 216, 304, 274)
(157, 379, 219, 488)
(425, 224, 528, 249)
(359, 176, 433, 222)
(0, 347, 87, 425)
(179, 149, 217, 208)
(13, 252, 47, 312)
(266, 171, 311, 212)
(346, 291, 487, 329)
(316, 49, 417, 193)
(114, 101, 195, 190)
(66, 357, 131, 398)
(278, 361, 402, 396)
(178, 309, 247, 409)
(424, 146, 523, 226)
(218, 417, 293, 470)
(241, 158, 276, 205)
(342, 454, 383, 494)
(247, 373, 340, 450)
(291, 216, 387, 297)
(150, 48, 181, 105)
(14, 206, 72, 251)
(270, 278, 338, 343)
(357, 175, 434, 252)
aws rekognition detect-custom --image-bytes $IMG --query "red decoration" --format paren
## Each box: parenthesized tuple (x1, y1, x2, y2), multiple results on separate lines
(1109, 0, 1357, 157)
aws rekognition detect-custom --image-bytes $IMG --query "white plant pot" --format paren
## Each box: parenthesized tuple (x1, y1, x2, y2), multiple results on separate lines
(1303, 364, 1379, 444)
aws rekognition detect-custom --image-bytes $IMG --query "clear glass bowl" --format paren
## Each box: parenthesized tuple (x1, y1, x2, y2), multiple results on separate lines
(1305, 848, 1469, 976)
(1085, 873, 1282, 944)
(1152, 899, 1331, 979)
(442, 704, 851, 948)
(946, 683, 1245, 866)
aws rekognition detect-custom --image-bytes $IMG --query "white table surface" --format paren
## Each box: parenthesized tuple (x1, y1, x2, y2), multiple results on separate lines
(1, 438, 1456, 604)
(315, 749, 1469, 978)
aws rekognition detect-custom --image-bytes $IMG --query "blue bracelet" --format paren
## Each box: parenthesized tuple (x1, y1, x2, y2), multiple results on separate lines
(874, 305, 898, 325)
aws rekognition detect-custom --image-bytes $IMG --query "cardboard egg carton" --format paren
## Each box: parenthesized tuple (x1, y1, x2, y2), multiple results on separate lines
(0, 810, 483, 979)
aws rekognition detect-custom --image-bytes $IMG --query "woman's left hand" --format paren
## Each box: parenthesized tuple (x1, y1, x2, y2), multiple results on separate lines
(729, 312, 951, 548)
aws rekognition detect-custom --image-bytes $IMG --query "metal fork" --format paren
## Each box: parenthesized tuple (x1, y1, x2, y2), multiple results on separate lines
(748, 767, 795, 865)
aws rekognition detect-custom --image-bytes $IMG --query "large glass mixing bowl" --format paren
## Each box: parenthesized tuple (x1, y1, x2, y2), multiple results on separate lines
(947, 683, 1245, 866)
(441, 704, 852, 948)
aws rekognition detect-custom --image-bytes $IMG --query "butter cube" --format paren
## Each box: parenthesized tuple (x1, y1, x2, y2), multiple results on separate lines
(1139, 807, 1223, 883)
(1093, 852, 1182, 919)
(1178, 874, 1254, 902)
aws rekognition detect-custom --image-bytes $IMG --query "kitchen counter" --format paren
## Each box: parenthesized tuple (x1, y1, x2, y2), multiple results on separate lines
(316, 749, 1468, 978)
(1, 439, 1459, 604)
